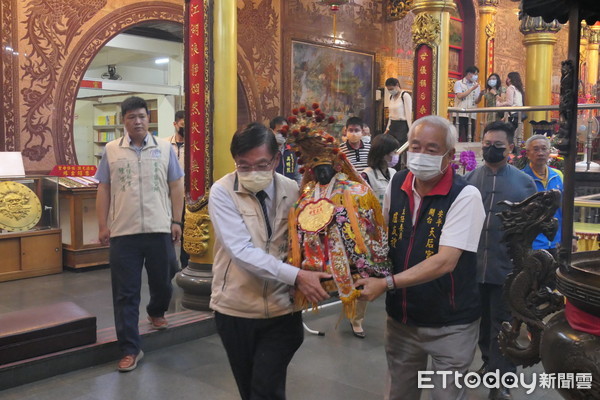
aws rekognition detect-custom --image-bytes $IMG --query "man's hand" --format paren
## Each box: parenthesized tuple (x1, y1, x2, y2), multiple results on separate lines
(355, 277, 387, 302)
(171, 223, 182, 243)
(295, 270, 331, 303)
(99, 226, 110, 246)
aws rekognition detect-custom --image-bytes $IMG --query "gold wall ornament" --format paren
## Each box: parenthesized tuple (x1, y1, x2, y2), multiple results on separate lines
(183, 203, 211, 256)
(412, 13, 441, 48)
(478, 0, 499, 6)
(485, 21, 496, 39)
(0, 181, 42, 232)
(387, 0, 413, 21)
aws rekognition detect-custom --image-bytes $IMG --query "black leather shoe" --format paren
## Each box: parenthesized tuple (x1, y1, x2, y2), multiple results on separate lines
(350, 323, 366, 339)
(476, 363, 487, 376)
(489, 388, 512, 400)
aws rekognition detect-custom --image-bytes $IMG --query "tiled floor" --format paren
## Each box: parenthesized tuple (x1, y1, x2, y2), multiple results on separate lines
(0, 269, 565, 399)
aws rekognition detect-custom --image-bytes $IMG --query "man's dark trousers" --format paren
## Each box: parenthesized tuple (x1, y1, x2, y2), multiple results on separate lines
(478, 283, 517, 374)
(215, 311, 304, 400)
(110, 233, 175, 355)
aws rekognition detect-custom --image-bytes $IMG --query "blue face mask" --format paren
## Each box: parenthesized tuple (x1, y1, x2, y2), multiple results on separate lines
(388, 154, 400, 168)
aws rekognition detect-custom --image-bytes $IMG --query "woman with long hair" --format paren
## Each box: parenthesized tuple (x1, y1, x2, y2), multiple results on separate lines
(482, 73, 505, 124)
(361, 134, 401, 206)
(497, 71, 525, 129)
(384, 77, 412, 146)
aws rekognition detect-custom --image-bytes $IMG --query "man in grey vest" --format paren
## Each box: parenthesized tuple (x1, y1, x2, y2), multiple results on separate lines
(96, 96, 184, 372)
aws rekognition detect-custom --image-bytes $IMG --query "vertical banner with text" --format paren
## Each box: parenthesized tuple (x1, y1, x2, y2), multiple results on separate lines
(415, 44, 433, 119)
(487, 38, 495, 77)
(185, 0, 211, 202)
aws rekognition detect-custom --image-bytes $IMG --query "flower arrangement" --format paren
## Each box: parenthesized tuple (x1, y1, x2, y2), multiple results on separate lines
(452, 150, 477, 174)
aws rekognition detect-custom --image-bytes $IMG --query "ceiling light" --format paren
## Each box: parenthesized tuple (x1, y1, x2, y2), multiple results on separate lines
(155, 58, 169, 64)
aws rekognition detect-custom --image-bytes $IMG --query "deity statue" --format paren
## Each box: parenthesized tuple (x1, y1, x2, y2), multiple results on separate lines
(285, 105, 390, 318)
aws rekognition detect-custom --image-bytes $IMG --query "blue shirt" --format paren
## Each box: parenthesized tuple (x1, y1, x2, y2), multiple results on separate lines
(95, 133, 184, 183)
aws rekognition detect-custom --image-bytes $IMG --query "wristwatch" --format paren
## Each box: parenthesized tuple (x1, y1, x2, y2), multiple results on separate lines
(171, 220, 183, 227)
(385, 275, 396, 291)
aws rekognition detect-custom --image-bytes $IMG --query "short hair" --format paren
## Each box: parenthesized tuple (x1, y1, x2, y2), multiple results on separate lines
(367, 134, 400, 169)
(408, 116, 458, 151)
(269, 116, 287, 130)
(346, 116, 363, 128)
(482, 120, 515, 144)
(385, 77, 400, 87)
(525, 134, 551, 149)
(230, 122, 278, 158)
(174, 110, 185, 122)
(465, 66, 479, 75)
(121, 96, 148, 117)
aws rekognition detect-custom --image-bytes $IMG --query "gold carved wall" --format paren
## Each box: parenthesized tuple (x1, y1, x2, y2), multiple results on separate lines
(1, 0, 183, 173)
(237, 0, 282, 124)
(494, 1, 526, 82)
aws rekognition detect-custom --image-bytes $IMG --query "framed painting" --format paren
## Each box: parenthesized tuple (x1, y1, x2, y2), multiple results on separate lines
(291, 41, 374, 137)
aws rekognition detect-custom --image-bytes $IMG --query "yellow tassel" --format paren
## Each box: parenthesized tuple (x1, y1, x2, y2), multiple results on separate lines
(344, 189, 368, 254)
(288, 207, 301, 267)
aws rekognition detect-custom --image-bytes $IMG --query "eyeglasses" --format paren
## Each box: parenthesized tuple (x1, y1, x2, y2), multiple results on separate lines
(236, 156, 276, 172)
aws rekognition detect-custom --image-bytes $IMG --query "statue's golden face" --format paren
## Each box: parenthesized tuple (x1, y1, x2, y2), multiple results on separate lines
(0, 181, 41, 231)
(4, 193, 25, 212)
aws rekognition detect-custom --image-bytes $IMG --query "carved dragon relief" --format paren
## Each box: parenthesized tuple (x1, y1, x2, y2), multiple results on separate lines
(497, 190, 564, 367)
(20, 0, 106, 162)
(556, 60, 575, 157)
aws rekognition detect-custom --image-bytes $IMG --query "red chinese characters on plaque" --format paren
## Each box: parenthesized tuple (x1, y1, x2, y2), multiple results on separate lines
(49, 165, 97, 177)
(415, 45, 433, 119)
(186, 0, 207, 201)
(487, 39, 494, 76)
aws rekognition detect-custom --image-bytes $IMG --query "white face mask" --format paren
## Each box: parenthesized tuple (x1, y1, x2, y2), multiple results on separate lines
(407, 151, 448, 181)
(389, 88, 399, 96)
(238, 171, 274, 193)
(388, 153, 400, 168)
(488, 79, 497, 87)
(471, 74, 479, 82)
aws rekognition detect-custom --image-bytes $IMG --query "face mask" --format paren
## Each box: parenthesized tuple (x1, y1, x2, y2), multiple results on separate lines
(488, 79, 497, 87)
(472, 74, 479, 82)
(178, 127, 184, 138)
(482, 146, 507, 164)
(237, 171, 274, 193)
(389, 88, 399, 96)
(388, 154, 400, 168)
(275, 133, 286, 146)
(407, 152, 447, 181)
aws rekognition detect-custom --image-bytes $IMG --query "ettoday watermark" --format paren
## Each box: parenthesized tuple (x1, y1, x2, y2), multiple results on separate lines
(418, 370, 593, 394)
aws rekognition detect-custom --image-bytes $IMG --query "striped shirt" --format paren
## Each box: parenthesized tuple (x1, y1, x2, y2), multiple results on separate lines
(341, 140, 370, 173)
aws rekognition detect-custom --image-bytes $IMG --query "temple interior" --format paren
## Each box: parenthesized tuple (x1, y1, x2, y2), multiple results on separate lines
(1, 0, 599, 398)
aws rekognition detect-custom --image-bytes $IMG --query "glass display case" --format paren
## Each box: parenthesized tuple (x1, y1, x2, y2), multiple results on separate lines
(574, 193, 600, 251)
(0, 175, 62, 282)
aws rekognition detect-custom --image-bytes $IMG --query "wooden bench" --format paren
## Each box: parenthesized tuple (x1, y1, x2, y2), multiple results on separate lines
(0, 302, 96, 365)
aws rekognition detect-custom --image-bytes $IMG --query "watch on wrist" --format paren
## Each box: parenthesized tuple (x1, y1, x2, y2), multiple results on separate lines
(385, 275, 395, 291)
(171, 220, 183, 227)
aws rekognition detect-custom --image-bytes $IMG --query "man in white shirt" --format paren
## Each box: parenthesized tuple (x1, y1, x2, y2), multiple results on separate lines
(209, 123, 330, 400)
(357, 116, 485, 400)
(454, 66, 484, 142)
